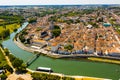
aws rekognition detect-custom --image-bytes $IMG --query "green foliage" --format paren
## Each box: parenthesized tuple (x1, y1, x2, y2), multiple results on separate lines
(16, 63, 27, 73)
(8, 54, 27, 72)
(12, 58, 23, 68)
(0, 29, 10, 39)
(52, 29, 61, 37)
(19, 35, 25, 43)
(0, 43, 3, 48)
(28, 17, 37, 23)
(39, 10, 57, 17)
(62, 76, 75, 80)
(36, 27, 42, 31)
(65, 19, 74, 24)
(4, 64, 13, 73)
(88, 22, 99, 28)
(113, 24, 120, 34)
(0, 49, 7, 69)
(0, 13, 24, 26)
(8, 54, 16, 62)
(0, 74, 7, 80)
(51, 25, 61, 37)
(0, 61, 7, 69)
(19, 30, 28, 43)
(4, 48, 10, 56)
(31, 72, 61, 80)
(31, 72, 75, 80)
(64, 44, 73, 51)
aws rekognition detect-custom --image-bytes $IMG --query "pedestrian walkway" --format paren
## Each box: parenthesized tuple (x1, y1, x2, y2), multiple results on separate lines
(0, 47, 15, 72)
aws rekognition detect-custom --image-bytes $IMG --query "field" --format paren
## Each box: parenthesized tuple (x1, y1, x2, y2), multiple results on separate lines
(0, 23, 20, 33)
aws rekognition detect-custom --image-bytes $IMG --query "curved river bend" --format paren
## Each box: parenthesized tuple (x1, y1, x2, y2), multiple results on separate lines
(2, 22, 120, 80)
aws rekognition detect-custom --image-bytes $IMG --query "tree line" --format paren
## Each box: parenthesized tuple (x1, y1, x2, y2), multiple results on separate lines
(31, 72, 75, 80)
(0, 29, 10, 40)
(0, 12, 24, 26)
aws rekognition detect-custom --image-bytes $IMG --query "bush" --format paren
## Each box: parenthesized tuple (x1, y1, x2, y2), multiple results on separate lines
(51, 25, 61, 37)
(62, 77, 75, 80)
(8, 54, 26, 73)
(31, 72, 61, 80)
(0, 29, 10, 39)
(31, 72, 75, 80)
(4, 64, 13, 73)
(12, 58, 23, 68)
(28, 17, 37, 23)
(4, 48, 10, 56)
(0, 74, 7, 80)
(8, 54, 16, 62)
(64, 44, 73, 51)
(52, 29, 61, 37)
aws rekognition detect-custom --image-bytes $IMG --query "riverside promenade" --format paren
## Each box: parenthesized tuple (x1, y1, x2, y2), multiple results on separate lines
(26, 68, 111, 80)
(14, 35, 120, 62)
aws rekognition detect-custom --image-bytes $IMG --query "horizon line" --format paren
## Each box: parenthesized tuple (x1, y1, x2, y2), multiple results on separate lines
(0, 4, 120, 6)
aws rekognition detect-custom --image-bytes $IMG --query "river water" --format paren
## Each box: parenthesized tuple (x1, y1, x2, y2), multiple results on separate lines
(2, 22, 120, 80)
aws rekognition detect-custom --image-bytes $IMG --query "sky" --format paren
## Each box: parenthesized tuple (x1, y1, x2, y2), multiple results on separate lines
(0, 0, 120, 5)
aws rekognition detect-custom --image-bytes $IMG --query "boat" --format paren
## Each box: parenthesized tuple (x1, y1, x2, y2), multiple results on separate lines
(36, 67, 53, 72)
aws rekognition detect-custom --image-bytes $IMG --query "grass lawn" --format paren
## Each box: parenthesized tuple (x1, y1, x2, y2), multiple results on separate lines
(0, 23, 20, 33)
(0, 49, 7, 67)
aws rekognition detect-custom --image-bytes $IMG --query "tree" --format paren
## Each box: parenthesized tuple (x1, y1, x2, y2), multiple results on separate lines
(51, 29, 61, 37)
(4, 48, 10, 56)
(0, 74, 7, 80)
(0, 29, 10, 39)
(16, 63, 27, 73)
(19, 35, 25, 43)
(8, 54, 16, 62)
(12, 58, 23, 68)
(51, 25, 61, 37)
(28, 17, 37, 23)
(4, 64, 13, 73)
(31, 72, 61, 80)
(64, 44, 74, 51)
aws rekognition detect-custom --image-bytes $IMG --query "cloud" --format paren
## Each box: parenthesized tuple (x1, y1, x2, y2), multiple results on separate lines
(0, 0, 120, 5)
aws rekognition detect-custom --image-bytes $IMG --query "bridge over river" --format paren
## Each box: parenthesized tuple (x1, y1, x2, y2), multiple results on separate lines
(25, 53, 40, 66)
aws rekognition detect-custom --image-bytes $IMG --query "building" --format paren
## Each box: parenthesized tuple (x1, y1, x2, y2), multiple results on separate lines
(49, 21, 54, 30)
(86, 24, 93, 29)
(103, 23, 111, 27)
(40, 31, 48, 38)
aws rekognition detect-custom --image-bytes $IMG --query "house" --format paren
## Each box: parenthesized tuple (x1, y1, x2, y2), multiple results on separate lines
(51, 46, 59, 52)
(40, 31, 48, 38)
(103, 23, 111, 27)
(86, 24, 93, 29)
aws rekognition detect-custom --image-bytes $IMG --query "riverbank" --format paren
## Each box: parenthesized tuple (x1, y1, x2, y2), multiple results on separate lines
(88, 57, 120, 64)
(26, 68, 111, 80)
(14, 34, 120, 65)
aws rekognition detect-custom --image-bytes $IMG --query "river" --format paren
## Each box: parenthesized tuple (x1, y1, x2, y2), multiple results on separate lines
(2, 22, 120, 80)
